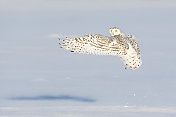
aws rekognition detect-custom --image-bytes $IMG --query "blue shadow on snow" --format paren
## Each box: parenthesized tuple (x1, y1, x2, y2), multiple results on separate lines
(9, 95, 96, 102)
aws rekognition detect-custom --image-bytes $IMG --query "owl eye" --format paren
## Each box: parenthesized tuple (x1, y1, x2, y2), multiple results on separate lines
(115, 30, 117, 32)
(110, 29, 112, 32)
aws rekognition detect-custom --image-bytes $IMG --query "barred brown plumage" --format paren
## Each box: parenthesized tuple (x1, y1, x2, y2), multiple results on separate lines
(58, 27, 142, 70)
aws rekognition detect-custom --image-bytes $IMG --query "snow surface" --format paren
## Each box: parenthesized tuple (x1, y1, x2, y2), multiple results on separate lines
(1, 105, 176, 117)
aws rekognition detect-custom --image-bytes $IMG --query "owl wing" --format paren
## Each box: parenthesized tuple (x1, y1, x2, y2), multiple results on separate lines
(128, 36, 141, 56)
(59, 34, 127, 56)
(118, 42, 142, 69)
(59, 34, 142, 69)
(112, 35, 142, 69)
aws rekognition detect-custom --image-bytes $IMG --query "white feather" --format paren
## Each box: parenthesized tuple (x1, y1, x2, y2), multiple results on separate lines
(59, 29, 142, 70)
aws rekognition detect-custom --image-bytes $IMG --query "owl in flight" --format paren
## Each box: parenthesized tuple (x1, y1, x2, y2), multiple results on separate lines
(58, 27, 142, 69)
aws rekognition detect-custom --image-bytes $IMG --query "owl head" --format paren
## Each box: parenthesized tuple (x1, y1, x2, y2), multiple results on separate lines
(109, 27, 122, 36)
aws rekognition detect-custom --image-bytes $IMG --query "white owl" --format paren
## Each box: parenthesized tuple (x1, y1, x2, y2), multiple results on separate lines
(58, 27, 142, 69)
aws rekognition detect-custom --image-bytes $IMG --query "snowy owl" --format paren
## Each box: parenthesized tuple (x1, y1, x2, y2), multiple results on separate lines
(58, 27, 142, 69)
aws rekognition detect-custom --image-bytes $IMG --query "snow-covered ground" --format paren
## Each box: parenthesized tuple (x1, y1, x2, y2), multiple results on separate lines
(1, 105, 176, 117)
(1, 73, 176, 117)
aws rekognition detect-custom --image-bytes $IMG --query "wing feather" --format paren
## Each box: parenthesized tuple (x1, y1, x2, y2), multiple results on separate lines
(59, 34, 142, 69)
(59, 34, 126, 56)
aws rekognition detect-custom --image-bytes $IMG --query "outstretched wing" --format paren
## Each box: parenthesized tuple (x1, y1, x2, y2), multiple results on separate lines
(59, 34, 127, 56)
(59, 34, 142, 69)
(128, 35, 141, 56)
(119, 42, 142, 69)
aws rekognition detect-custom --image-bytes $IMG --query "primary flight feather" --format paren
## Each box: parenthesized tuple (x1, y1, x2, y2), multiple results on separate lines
(58, 27, 142, 69)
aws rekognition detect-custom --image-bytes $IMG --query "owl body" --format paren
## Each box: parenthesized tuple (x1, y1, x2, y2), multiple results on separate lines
(59, 27, 142, 69)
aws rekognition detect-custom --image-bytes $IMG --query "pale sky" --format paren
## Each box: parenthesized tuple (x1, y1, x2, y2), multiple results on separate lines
(1, 0, 176, 11)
